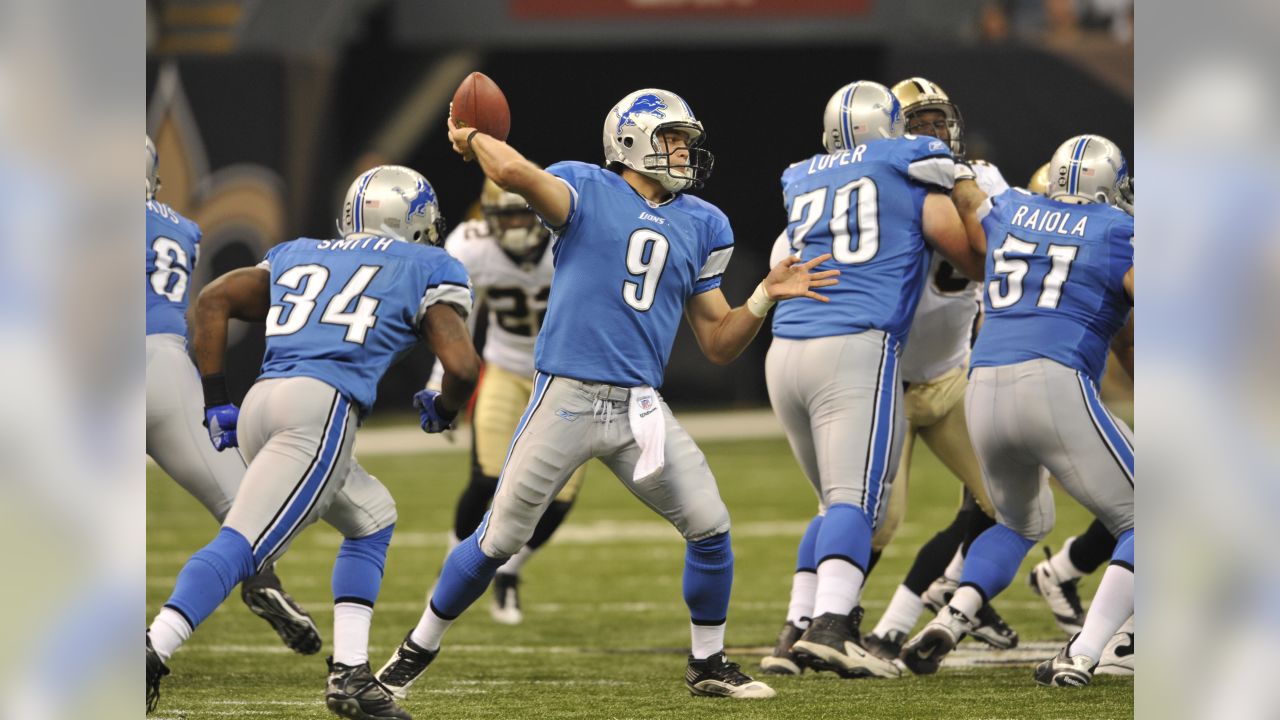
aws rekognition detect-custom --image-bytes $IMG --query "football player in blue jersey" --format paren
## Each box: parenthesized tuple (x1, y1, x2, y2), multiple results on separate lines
(375, 88, 837, 701)
(900, 135, 1134, 688)
(145, 135, 323, 658)
(146, 165, 481, 720)
(758, 81, 986, 680)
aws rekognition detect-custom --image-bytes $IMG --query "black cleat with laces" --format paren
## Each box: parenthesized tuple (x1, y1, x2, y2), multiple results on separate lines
(970, 602, 1019, 649)
(490, 573, 523, 625)
(241, 564, 322, 654)
(146, 632, 170, 715)
(326, 657, 413, 720)
(375, 633, 439, 700)
(791, 610, 901, 678)
(686, 652, 776, 698)
(759, 621, 806, 675)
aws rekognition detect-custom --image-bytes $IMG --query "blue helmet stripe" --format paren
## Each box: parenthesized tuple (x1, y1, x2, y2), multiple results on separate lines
(840, 83, 856, 150)
(1068, 136, 1089, 195)
(353, 169, 376, 232)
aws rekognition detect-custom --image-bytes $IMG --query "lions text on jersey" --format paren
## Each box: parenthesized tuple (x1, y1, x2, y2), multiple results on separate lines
(444, 219, 551, 378)
(771, 136, 955, 343)
(969, 189, 1134, 383)
(146, 200, 202, 337)
(257, 235, 472, 415)
(536, 161, 733, 388)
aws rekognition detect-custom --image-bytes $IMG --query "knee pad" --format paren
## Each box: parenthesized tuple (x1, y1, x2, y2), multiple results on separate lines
(679, 500, 731, 542)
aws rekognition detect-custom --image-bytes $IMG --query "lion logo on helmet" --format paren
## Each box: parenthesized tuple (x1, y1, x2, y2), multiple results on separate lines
(615, 94, 668, 134)
(402, 178, 436, 224)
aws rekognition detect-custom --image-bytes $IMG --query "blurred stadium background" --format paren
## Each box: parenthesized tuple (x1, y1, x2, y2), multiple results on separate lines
(146, 0, 1133, 413)
(145, 2, 1135, 718)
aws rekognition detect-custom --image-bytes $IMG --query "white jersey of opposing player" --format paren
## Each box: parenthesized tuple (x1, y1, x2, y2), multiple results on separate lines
(898, 160, 1010, 384)
(767, 161, 1010, 384)
(431, 219, 552, 383)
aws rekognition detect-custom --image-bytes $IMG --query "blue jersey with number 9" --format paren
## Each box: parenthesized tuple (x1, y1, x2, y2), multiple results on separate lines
(257, 236, 473, 415)
(534, 161, 734, 388)
(969, 189, 1133, 383)
(771, 136, 955, 344)
(146, 200, 202, 337)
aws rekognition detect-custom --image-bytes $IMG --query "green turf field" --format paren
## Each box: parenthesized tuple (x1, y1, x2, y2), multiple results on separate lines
(147, 434, 1133, 719)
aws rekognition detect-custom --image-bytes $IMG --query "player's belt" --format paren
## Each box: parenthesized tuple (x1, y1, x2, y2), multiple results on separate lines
(566, 377, 630, 403)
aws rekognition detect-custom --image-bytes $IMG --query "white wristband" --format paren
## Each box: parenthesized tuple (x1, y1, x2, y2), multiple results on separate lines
(746, 282, 776, 318)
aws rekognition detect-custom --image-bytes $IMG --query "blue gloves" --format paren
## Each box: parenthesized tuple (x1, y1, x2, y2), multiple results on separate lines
(204, 404, 240, 451)
(413, 389, 457, 433)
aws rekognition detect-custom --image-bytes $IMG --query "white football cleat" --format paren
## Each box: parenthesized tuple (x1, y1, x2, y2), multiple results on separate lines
(1096, 618, 1134, 675)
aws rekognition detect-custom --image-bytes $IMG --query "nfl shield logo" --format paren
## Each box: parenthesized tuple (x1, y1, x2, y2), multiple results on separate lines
(639, 396, 653, 411)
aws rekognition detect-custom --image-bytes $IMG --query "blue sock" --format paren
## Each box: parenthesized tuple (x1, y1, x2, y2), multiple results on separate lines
(815, 503, 871, 571)
(796, 514, 822, 573)
(164, 527, 255, 628)
(332, 524, 394, 606)
(959, 523, 1036, 600)
(683, 533, 734, 625)
(431, 533, 506, 619)
(1110, 528, 1134, 570)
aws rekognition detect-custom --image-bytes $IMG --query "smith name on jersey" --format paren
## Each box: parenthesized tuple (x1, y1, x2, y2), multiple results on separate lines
(146, 199, 202, 337)
(772, 135, 955, 344)
(257, 235, 472, 415)
(970, 189, 1134, 383)
(535, 161, 733, 388)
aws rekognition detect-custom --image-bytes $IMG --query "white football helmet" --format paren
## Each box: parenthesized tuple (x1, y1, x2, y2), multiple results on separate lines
(1047, 134, 1129, 206)
(146, 134, 160, 200)
(602, 88, 713, 194)
(339, 165, 447, 245)
(822, 81, 905, 153)
(480, 178, 548, 260)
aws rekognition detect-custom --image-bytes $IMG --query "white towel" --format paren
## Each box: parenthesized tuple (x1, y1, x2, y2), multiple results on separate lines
(628, 386, 666, 483)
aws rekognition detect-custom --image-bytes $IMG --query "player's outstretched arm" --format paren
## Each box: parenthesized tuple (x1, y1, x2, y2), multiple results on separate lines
(684, 254, 839, 365)
(1123, 265, 1134, 301)
(421, 303, 481, 418)
(924, 192, 985, 281)
(192, 267, 271, 377)
(446, 117, 572, 228)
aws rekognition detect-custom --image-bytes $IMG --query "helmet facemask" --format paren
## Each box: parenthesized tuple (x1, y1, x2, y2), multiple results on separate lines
(638, 123, 714, 194)
(484, 203, 548, 260)
(905, 103, 965, 158)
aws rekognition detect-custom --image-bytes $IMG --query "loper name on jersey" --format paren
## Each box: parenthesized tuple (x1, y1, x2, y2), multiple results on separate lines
(315, 235, 398, 252)
(804, 145, 868, 175)
(1009, 204, 1089, 237)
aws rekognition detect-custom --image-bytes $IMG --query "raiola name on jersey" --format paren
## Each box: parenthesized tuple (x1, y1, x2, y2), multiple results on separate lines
(257, 236, 472, 415)
(772, 135, 955, 344)
(444, 219, 552, 378)
(970, 189, 1133, 383)
(146, 200, 202, 337)
(536, 161, 733, 388)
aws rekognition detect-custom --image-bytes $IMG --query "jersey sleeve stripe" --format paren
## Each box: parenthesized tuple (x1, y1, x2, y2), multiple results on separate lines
(416, 284, 474, 326)
(698, 246, 734, 280)
(907, 156, 957, 191)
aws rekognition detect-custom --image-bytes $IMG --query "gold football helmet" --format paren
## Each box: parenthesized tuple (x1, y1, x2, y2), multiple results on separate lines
(891, 77, 965, 158)
(481, 178, 548, 261)
(1028, 162, 1051, 195)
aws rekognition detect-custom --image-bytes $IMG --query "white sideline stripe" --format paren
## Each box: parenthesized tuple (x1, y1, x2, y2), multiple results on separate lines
(184, 641, 1065, 668)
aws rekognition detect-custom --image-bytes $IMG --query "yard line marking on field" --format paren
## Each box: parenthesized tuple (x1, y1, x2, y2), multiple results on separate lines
(187, 641, 1064, 667)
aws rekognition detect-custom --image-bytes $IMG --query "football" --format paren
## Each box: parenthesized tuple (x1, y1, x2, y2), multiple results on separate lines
(451, 71, 511, 142)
